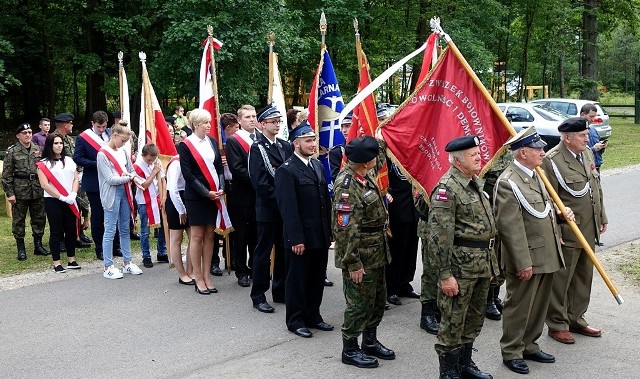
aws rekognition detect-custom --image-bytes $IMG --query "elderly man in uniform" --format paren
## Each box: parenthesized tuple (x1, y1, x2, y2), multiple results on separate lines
(544, 117, 608, 344)
(494, 128, 567, 375)
(428, 135, 496, 379)
(333, 135, 395, 369)
(248, 105, 293, 313)
(275, 123, 333, 338)
(2, 123, 50, 260)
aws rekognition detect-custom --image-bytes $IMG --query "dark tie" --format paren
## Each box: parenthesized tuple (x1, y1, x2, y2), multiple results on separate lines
(250, 133, 255, 141)
(576, 153, 583, 164)
(308, 161, 317, 179)
(99, 134, 104, 141)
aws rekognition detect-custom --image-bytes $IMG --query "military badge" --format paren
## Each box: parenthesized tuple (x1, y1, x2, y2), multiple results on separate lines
(337, 212, 350, 227)
(336, 203, 352, 211)
(435, 188, 449, 202)
(590, 163, 596, 171)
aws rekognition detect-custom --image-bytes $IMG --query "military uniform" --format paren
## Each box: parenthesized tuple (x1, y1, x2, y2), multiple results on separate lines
(2, 124, 48, 259)
(333, 136, 394, 368)
(416, 192, 440, 334)
(543, 119, 607, 337)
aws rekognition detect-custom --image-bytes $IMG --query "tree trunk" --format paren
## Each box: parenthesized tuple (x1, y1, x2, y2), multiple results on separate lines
(409, 0, 431, 92)
(517, 2, 535, 102)
(559, 55, 566, 97)
(581, 0, 599, 100)
(82, 0, 107, 126)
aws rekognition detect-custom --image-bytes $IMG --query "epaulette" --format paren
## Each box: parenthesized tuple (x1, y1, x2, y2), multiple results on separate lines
(339, 174, 352, 188)
(545, 149, 560, 159)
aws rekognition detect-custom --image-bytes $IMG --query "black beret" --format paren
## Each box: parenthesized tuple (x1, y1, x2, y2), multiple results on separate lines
(505, 127, 547, 150)
(257, 105, 282, 123)
(558, 117, 588, 133)
(346, 135, 379, 163)
(15, 123, 31, 135)
(444, 135, 480, 152)
(289, 122, 316, 140)
(113, 110, 122, 119)
(54, 113, 74, 123)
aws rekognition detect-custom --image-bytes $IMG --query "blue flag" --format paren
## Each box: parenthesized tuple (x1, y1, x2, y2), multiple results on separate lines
(315, 50, 345, 195)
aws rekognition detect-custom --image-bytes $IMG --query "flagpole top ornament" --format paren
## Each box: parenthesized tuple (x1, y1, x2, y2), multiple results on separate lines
(268, 31, 275, 46)
(207, 25, 214, 37)
(320, 12, 327, 32)
(430, 16, 450, 42)
(353, 18, 359, 34)
(117, 51, 123, 63)
(138, 51, 146, 62)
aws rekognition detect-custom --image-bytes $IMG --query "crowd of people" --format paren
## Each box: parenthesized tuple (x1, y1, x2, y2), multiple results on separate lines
(2, 102, 608, 377)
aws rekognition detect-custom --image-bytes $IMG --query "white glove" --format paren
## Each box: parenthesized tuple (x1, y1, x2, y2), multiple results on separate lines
(59, 195, 69, 203)
(68, 191, 77, 202)
(64, 197, 75, 205)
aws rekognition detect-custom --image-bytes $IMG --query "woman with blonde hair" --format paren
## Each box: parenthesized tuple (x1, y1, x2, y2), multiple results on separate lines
(97, 120, 144, 279)
(178, 109, 225, 294)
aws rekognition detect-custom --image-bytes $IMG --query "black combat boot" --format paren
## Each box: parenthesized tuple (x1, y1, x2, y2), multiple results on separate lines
(361, 328, 396, 360)
(33, 237, 50, 256)
(17, 239, 27, 261)
(485, 286, 501, 320)
(420, 300, 440, 335)
(439, 350, 461, 379)
(493, 285, 503, 313)
(459, 343, 492, 379)
(342, 337, 378, 368)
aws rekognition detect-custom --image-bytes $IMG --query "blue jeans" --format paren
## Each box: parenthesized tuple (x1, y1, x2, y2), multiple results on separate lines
(103, 185, 132, 267)
(138, 203, 167, 259)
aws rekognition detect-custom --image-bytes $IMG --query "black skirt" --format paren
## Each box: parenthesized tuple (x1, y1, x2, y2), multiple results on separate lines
(184, 197, 218, 226)
(166, 190, 190, 230)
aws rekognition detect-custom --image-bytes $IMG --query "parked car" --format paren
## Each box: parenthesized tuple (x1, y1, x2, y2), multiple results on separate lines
(530, 98, 612, 140)
(497, 102, 570, 150)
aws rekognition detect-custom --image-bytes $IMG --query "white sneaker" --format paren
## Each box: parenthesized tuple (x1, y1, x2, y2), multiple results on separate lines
(103, 265, 123, 279)
(123, 263, 143, 275)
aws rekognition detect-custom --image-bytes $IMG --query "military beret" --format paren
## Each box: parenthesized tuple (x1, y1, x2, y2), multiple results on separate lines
(346, 135, 379, 163)
(376, 105, 390, 119)
(444, 135, 480, 152)
(113, 110, 122, 119)
(505, 127, 547, 150)
(558, 117, 588, 133)
(15, 123, 31, 135)
(257, 105, 282, 123)
(54, 113, 74, 123)
(289, 122, 316, 140)
(341, 111, 353, 125)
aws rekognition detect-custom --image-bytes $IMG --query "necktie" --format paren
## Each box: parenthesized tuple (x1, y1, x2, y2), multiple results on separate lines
(250, 133, 255, 141)
(576, 153, 583, 164)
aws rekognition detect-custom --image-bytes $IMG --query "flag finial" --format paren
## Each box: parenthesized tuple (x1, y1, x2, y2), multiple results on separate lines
(320, 12, 327, 47)
(353, 18, 359, 34)
(267, 31, 275, 47)
(430, 16, 449, 41)
(138, 51, 146, 62)
(207, 25, 213, 37)
(118, 51, 123, 63)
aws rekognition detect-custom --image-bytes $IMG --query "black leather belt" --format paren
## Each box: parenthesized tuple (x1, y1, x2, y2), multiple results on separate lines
(453, 237, 495, 249)
(14, 173, 36, 180)
(359, 225, 386, 233)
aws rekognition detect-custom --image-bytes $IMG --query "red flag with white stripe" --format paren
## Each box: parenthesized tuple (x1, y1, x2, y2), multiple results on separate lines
(199, 36, 223, 142)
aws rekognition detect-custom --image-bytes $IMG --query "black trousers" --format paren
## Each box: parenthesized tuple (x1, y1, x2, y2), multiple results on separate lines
(285, 247, 328, 331)
(228, 205, 257, 278)
(250, 221, 286, 304)
(87, 191, 120, 254)
(44, 198, 77, 261)
(386, 219, 419, 296)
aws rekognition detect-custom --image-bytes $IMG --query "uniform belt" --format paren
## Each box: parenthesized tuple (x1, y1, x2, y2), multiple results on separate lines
(453, 237, 495, 249)
(14, 173, 36, 180)
(359, 225, 386, 233)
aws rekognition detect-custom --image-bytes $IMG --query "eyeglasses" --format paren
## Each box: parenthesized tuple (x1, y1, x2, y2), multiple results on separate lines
(20, 130, 32, 135)
(264, 119, 283, 125)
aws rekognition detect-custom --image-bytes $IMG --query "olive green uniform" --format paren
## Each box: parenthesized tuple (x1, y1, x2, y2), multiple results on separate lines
(2, 143, 46, 239)
(333, 144, 391, 340)
(427, 166, 497, 355)
(416, 194, 438, 303)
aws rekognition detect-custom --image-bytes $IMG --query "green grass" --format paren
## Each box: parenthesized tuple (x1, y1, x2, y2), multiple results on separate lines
(602, 117, 640, 170)
(616, 243, 640, 285)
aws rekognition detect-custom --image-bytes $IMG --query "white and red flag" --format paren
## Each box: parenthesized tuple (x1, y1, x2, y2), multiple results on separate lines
(199, 34, 223, 142)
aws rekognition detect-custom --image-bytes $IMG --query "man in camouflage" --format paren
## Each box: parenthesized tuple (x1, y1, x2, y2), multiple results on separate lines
(416, 191, 440, 335)
(2, 123, 50, 260)
(428, 135, 497, 379)
(53, 113, 91, 249)
(333, 135, 395, 369)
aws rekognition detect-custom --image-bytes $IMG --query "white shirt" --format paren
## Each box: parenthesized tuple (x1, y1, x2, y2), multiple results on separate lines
(134, 157, 166, 204)
(513, 159, 534, 178)
(166, 158, 186, 215)
(294, 152, 310, 166)
(40, 157, 77, 198)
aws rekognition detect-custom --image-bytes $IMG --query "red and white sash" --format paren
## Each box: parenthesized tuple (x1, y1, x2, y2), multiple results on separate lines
(99, 147, 135, 221)
(78, 129, 107, 152)
(133, 161, 161, 228)
(36, 160, 80, 219)
(233, 132, 252, 154)
(182, 138, 233, 234)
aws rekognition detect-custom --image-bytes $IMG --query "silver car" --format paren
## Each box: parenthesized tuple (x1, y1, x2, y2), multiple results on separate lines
(530, 98, 612, 140)
(497, 102, 569, 150)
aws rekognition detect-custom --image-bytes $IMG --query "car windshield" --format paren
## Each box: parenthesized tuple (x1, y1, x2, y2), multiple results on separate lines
(532, 105, 569, 121)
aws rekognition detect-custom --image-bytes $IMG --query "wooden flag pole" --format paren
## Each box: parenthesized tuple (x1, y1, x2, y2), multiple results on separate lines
(267, 32, 275, 104)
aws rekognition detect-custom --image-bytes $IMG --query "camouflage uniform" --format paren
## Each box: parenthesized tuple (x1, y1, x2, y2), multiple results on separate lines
(427, 166, 498, 356)
(2, 143, 46, 240)
(416, 195, 438, 303)
(333, 144, 391, 340)
(54, 131, 90, 218)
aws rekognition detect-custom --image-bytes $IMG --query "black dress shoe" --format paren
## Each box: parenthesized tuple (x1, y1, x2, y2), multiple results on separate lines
(523, 350, 555, 363)
(504, 359, 529, 374)
(254, 302, 274, 313)
(312, 322, 334, 331)
(210, 265, 223, 276)
(387, 295, 402, 306)
(179, 278, 195, 285)
(75, 239, 91, 248)
(238, 275, 250, 287)
(195, 286, 211, 295)
(324, 278, 334, 286)
(130, 232, 141, 240)
(400, 290, 420, 299)
(291, 327, 312, 338)
(17, 251, 27, 261)
(207, 287, 218, 293)
(157, 254, 169, 263)
(79, 233, 92, 244)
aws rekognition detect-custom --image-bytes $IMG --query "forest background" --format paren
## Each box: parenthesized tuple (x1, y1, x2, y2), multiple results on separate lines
(1, 0, 639, 129)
